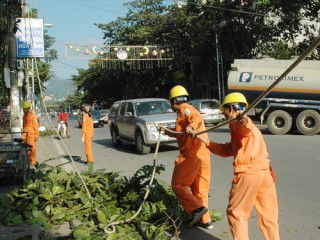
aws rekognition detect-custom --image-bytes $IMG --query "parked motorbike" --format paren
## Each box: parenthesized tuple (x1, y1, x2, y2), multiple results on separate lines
(58, 120, 67, 138)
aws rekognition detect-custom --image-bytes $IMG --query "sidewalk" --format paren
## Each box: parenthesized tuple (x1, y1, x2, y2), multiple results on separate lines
(0, 132, 72, 240)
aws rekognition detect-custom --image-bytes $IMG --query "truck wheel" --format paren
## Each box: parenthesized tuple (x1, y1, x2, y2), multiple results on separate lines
(296, 110, 320, 135)
(111, 127, 122, 147)
(267, 110, 292, 135)
(135, 131, 150, 155)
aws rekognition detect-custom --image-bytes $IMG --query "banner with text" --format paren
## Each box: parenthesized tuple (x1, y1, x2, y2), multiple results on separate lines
(16, 18, 44, 58)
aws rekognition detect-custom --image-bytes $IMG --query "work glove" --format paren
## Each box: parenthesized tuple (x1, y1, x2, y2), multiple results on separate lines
(157, 123, 164, 131)
(236, 112, 248, 124)
(185, 125, 194, 135)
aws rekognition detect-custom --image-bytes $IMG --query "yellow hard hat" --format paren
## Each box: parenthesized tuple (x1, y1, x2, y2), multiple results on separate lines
(220, 92, 248, 112)
(22, 101, 31, 109)
(169, 85, 189, 100)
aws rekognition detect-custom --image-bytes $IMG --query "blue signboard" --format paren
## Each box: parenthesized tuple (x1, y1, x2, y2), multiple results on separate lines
(16, 18, 44, 58)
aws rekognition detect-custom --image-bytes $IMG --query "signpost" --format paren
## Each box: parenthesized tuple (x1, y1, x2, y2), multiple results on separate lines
(16, 18, 44, 58)
(16, 18, 44, 112)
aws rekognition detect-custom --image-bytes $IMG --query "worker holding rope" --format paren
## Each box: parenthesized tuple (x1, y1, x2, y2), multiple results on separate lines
(158, 85, 213, 229)
(195, 92, 280, 240)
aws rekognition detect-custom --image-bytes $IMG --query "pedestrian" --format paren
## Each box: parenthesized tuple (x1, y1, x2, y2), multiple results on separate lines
(158, 85, 213, 229)
(81, 104, 94, 171)
(194, 92, 280, 240)
(22, 101, 39, 166)
(58, 109, 70, 138)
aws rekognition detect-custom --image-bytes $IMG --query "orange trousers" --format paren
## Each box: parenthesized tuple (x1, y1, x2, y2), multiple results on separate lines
(27, 137, 37, 164)
(171, 154, 211, 223)
(84, 136, 93, 163)
(227, 170, 280, 240)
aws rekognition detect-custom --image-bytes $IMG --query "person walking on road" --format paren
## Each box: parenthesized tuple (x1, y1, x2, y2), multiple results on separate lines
(159, 85, 213, 229)
(195, 92, 280, 240)
(81, 104, 94, 171)
(22, 101, 39, 166)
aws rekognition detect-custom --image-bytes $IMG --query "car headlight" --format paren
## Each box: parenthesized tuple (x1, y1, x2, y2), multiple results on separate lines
(146, 122, 157, 131)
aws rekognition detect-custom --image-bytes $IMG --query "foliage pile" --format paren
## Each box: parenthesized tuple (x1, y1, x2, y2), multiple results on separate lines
(0, 163, 222, 239)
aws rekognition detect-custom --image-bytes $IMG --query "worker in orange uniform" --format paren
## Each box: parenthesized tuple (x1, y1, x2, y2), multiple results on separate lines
(195, 92, 280, 240)
(158, 85, 213, 229)
(22, 101, 39, 166)
(81, 104, 94, 171)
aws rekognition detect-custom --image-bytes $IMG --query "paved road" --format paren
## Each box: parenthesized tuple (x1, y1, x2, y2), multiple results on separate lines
(25, 116, 320, 239)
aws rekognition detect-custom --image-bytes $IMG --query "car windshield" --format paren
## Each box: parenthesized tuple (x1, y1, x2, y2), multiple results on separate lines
(202, 101, 220, 109)
(136, 100, 174, 116)
(91, 110, 100, 118)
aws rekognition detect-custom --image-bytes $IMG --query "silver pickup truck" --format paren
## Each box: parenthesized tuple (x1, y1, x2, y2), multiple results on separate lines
(108, 98, 177, 154)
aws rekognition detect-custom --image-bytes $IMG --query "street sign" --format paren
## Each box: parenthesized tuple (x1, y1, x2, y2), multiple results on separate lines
(16, 18, 44, 58)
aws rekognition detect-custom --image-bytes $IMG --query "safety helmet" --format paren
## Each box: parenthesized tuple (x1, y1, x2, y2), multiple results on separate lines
(22, 101, 31, 109)
(169, 85, 189, 100)
(220, 92, 248, 112)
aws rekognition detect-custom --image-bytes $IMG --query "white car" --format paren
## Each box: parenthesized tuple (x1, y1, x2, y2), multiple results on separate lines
(189, 99, 224, 125)
(100, 109, 110, 123)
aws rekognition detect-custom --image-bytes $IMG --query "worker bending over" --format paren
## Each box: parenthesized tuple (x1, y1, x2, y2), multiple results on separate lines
(159, 85, 213, 229)
(195, 92, 280, 240)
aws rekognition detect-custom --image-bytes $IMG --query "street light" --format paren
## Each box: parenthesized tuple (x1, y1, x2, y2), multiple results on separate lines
(215, 21, 227, 103)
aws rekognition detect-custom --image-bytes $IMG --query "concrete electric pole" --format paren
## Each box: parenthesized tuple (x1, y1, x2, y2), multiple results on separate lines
(8, 4, 23, 139)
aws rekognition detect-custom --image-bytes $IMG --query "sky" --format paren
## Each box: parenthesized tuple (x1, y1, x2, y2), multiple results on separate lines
(28, 0, 129, 80)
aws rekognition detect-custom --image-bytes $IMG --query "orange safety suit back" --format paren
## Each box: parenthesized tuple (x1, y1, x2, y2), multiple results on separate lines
(172, 103, 212, 224)
(22, 111, 39, 164)
(82, 112, 94, 162)
(175, 103, 210, 156)
(208, 118, 270, 173)
(206, 118, 279, 240)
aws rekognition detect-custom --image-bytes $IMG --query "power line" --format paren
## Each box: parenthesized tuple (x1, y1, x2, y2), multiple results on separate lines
(165, 0, 311, 21)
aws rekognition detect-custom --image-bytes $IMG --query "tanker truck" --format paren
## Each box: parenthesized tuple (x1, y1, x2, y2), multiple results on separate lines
(227, 58, 320, 135)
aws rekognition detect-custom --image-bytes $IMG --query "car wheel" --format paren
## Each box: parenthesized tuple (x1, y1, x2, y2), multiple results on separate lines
(111, 127, 122, 147)
(135, 131, 150, 155)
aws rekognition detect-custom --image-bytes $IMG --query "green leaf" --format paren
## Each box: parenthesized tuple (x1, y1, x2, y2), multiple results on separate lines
(97, 211, 107, 224)
(40, 189, 52, 200)
(52, 185, 65, 195)
(51, 211, 65, 220)
(32, 210, 47, 220)
(44, 205, 51, 215)
(32, 196, 39, 205)
(73, 229, 90, 239)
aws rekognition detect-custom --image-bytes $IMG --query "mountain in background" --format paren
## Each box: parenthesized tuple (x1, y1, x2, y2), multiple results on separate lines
(43, 76, 75, 102)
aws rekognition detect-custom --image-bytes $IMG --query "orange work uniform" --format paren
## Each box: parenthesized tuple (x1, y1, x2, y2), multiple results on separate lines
(22, 111, 39, 165)
(206, 118, 280, 240)
(82, 112, 94, 163)
(170, 103, 212, 224)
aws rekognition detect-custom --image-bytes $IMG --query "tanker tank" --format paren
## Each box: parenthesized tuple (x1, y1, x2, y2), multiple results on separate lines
(227, 58, 320, 104)
(226, 58, 320, 135)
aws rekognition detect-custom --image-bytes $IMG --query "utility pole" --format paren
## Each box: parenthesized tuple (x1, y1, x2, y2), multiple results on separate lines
(8, 1, 23, 139)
